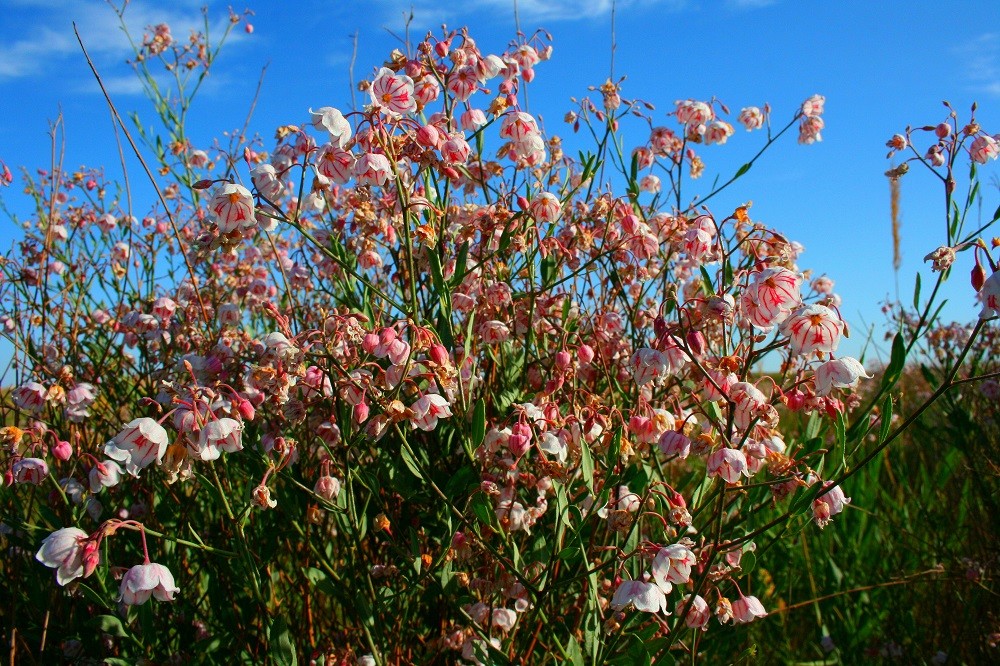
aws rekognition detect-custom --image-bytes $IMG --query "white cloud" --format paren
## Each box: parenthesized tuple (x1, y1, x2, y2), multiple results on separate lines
(954, 32, 1000, 97)
(0, 0, 248, 93)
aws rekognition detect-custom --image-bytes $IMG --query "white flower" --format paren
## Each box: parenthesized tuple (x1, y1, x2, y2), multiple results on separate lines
(104, 418, 169, 476)
(119, 562, 179, 605)
(35, 527, 88, 585)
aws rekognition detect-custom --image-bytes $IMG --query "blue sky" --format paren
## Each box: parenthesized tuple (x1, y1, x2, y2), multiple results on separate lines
(2, 0, 999, 367)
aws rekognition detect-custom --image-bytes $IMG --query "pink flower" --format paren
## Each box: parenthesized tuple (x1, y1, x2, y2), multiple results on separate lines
(12, 382, 47, 412)
(814, 357, 871, 396)
(64, 382, 96, 422)
(979, 270, 1000, 318)
(743, 267, 802, 329)
(707, 448, 748, 484)
(478, 320, 510, 345)
(210, 183, 256, 234)
(194, 418, 244, 461)
(630, 348, 669, 387)
(499, 111, 539, 142)
(314, 474, 341, 501)
(369, 67, 416, 116)
(675, 99, 714, 126)
(780, 304, 844, 355)
(738, 107, 765, 131)
(730, 381, 768, 430)
(528, 192, 561, 224)
(316, 145, 356, 185)
(704, 120, 735, 145)
(460, 108, 487, 132)
(410, 393, 453, 431)
(104, 417, 169, 476)
(676, 594, 711, 629)
(35, 527, 88, 585)
(446, 67, 478, 101)
(813, 481, 851, 528)
(354, 153, 392, 187)
(441, 133, 471, 164)
(731, 594, 767, 623)
(51, 439, 73, 461)
(119, 562, 179, 605)
(800, 94, 825, 117)
(308, 106, 352, 147)
(798, 115, 824, 144)
(610, 579, 669, 614)
(88, 459, 123, 493)
(13, 457, 48, 484)
(970, 134, 1000, 164)
(652, 543, 696, 586)
(657, 430, 691, 459)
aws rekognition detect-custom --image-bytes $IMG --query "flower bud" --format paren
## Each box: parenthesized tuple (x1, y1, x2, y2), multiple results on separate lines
(578, 344, 595, 365)
(973, 257, 987, 292)
(429, 344, 450, 367)
(52, 440, 73, 461)
(554, 350, 571, 370)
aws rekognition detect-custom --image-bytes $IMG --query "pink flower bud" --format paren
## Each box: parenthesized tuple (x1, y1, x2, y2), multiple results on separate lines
(353, 401, 370, 424)
(973, 257, 987, 292)
(52, 440, 73, 461)
(686, 330, 706, 357)
(935, 123, 951, 139)
(429, 344, 449, 366)
(554, 350, 571, 370)
(578, 344, 595, 365)
(434, 40, 451, 58)
(362, 332, 380, 354)
(416, 124, 441, 149)
(237, 399, 256, 421)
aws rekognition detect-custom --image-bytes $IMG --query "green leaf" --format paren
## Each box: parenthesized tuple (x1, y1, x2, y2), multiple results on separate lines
(879, 332, 906, 391)
(428, 250, 446, 297)
(399, 444, 423, 480)
(92, 615, 127, 638)
(472, 398, 486, 447)
(565, 636, 585, 666)
(579, 438, 595, 493)
(913, 272, 922, 310)
(469, 492, 495, 528)
(270, 616, 298, 666)
(735, 162, 752, 178)
(452, 241, 470, 286)
(879, 394, 893, 444)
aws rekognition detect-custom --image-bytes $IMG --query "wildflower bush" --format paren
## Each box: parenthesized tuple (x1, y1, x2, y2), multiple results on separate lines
(1, 7, 998, 664)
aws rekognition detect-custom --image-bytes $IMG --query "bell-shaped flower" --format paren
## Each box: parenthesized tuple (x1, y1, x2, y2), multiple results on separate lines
(317, 144, 356, 185)
(308, 106, 352, 147)
(12, 381, 47, 412)
(499, 111, 539, 142)
(210, 183, 256, 234)
(814, 357, 872, 396)
(630, 348, 669, 387)
(731, 594, 767, 623)
(652, 543, 697, 586)
(314, 474, 341, 501)
(410, 393, 453, 431)
(707, 447, 748, 484)
(813, 481, 851, 528)
(979, 270, 1000, 319)
(779, 304, 844, 355)
(676, 594, 711, 629)
(13, 457, 49, 484)
(354, 152, 392, 187)
(610, 579, 669, 614)
(657, 430, 691, 459)
(35, 527, 88, 585)
(194, 418, 244, 461)
(88, 459, 123, 493)
(369, 67, 416, 116)
(730, 381, 768, 430)
(104, 417, 169, 476)
(119, 562, 179, 605)
(528, 192, 562, 224)
(743, 267, 802, 329)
